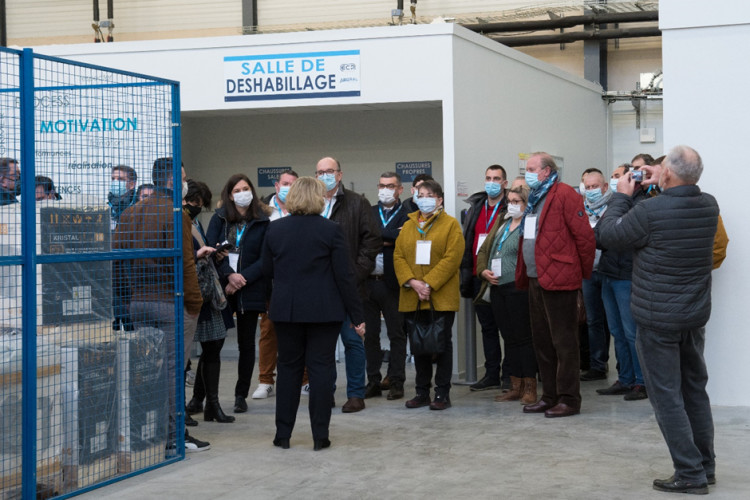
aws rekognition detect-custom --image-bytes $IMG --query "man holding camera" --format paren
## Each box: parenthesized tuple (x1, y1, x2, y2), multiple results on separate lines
(597, 145, 719, 494)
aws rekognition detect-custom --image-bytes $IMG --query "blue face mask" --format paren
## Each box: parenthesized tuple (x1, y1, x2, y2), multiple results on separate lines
(110, 180, 129, 197)
(278, 185, 290, 203)
(416, 196, 437, 214)
(484, 181, 502, 198)
(585, 188, 603, 204)
(525, 171, 542, 190)
(318, 173, 337, 192)
(609, 178, 619, 193)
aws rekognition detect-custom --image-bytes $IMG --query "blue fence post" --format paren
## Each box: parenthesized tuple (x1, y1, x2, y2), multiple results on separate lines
(19, 47, 38, 500)
(171, 83, 185, 456)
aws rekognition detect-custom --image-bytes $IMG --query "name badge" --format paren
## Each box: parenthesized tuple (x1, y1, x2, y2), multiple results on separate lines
(524, 215, 537, 240)
(476, 233, 488, 255)
(416, 240, 432, 265)
(228, 252, 239, 272)
(491, 258, 503, 277)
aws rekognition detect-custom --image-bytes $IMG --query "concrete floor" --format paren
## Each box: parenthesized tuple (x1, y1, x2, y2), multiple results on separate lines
(80, 356, 750, 499)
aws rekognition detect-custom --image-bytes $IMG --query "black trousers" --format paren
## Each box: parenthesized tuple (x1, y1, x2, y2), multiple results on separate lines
(407, 310, 455, 398)
(191, 338, 225, 402)
(235, 311, 260, 398)
(274, 321, 340, 441)
(363, 278, 407, 384)
(490, 283, 537, 379)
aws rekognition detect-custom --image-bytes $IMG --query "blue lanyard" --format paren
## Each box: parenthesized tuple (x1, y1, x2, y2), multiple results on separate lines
(585, 205, 604, 217)
(496, 221, 513, 251)
(273, 196, 285, 218)
(484, 200, 501, 233)
(322, 198, 333, 219)
(379, 204, 402, 227)
(236, 224, 247, 244)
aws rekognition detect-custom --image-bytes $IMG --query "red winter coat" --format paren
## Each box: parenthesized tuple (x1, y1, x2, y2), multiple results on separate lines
(515, 182, 595, 290)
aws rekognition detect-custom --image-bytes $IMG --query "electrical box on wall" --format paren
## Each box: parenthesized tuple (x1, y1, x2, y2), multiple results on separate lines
(640, 127, 656, 143)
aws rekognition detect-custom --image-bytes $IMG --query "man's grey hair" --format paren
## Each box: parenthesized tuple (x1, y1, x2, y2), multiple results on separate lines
(530, 152, 558, 173)
(666, 145, 703, 184)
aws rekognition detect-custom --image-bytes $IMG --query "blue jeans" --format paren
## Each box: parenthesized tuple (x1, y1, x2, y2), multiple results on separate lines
(337, 316, 366, 399)
(636, 326, 714, 482)
(581, 271, 608, 372)
(600, 276, 643, 386)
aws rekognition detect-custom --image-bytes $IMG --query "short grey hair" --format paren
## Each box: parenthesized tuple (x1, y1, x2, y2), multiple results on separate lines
(530, 152, 558, 173)
(665, 145, 703, 184)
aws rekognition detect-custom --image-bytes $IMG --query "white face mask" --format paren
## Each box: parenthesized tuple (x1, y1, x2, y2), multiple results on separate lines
(233, 190, 253, 208)
(378, 188, 396, 205)
(507, 203, 523, 219)
(182, 181, 189, 200)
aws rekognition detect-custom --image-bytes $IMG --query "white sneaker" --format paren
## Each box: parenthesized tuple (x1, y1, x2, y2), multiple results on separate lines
(252, 383, 274, 399)
(300, 384, 310, 396)
(185, 369, 196, 387)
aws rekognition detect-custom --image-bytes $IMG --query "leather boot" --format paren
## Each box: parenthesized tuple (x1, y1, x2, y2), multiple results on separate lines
(495, 376, 524, 402)
(186, 358, 205, 414)
(520, 377, 538, 405)
(203, 361, 235, 423)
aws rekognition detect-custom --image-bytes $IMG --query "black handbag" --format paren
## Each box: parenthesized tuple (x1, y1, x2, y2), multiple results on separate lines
(405, 300, 447, 356)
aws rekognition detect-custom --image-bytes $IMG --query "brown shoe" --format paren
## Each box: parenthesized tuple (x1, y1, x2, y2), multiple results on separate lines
(544, 402, 580, 418)
(429, 394, 451, 410)
(520, 377, 537, 405)
(341, 397, 365, 413)
(405, 394, 431, 408)
(380, 376, 391, 390)
(495, 376, 523, 402)
(523, 399, 553, 414)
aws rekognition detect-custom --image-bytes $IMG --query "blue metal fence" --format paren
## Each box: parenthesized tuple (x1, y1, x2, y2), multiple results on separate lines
(0, 47, 184, 499)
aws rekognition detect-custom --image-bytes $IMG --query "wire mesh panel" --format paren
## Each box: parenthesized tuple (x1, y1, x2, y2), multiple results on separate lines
(0, 47, 183, 499)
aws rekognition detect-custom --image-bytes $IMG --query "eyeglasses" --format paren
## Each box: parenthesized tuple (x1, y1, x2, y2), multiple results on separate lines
(377, 183, 399, 190)
(316, 169, 339, 176)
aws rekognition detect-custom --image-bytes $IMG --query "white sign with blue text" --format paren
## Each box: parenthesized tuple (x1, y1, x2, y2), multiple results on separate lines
(224, 50, 361, 102)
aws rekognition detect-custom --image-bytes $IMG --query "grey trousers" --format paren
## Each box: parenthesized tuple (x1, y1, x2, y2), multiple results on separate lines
(636, 326, 715, 482)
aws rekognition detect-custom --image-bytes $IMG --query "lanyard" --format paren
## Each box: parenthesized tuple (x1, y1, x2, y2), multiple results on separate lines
(379, 204, 402, 227)
(236, 224, 247, 244)
(484, 200, 501, 232)
(586, 205, 604, 217)
(496, 221, 513, 251)
(322, 198, 333, 219)
(273, 196, 285, 218)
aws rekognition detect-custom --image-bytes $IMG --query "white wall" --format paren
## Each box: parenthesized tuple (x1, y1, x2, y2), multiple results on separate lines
(661, 0, 749, 406)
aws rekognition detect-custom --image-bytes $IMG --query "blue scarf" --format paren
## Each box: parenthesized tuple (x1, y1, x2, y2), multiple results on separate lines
(520, 171, 558, 236)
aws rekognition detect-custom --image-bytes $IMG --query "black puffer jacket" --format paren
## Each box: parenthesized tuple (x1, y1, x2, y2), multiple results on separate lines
(596, 186, 719, 332)
(329, 185, 382, 298)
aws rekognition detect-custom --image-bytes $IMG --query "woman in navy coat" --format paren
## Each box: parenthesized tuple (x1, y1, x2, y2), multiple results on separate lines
(262, 177, 365, 451)
(206, 174, 270, 413)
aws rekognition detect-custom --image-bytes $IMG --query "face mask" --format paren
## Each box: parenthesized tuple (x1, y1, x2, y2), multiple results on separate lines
(184, 204, 201, 220)
(416, 196, 437, 214)
(579, 182, 586, 195)
(378, 188, 396, 205)
(110, 180, 128, 197)
(485, 182, 502, 198)
(318, 173, 337, 192)
(277, 185, 290, 203)
(585, 188, 603, 204)
(507, 203, 523, 219)
(609, 178, 619, 193)
(525, 171, 542, 190)
(182, 181, 188, 200)
(233, 190, 253, 208)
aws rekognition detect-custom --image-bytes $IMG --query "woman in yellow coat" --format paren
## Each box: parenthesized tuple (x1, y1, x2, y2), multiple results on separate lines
(393, 180, 464, 410)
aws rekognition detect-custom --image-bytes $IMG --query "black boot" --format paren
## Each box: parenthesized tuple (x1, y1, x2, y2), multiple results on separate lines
(203, 360, 235, 423)
(186, 357, 205, 414)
